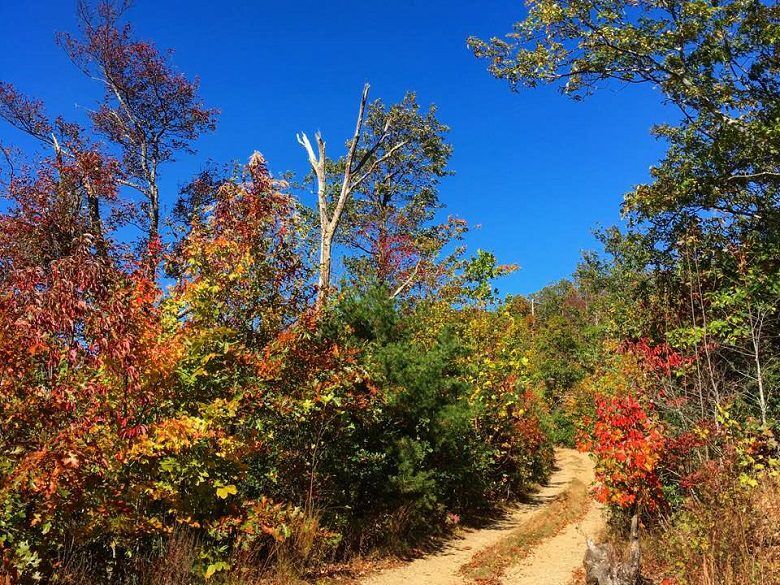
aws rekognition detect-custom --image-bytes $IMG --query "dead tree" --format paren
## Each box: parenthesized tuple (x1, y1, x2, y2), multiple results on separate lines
(296, 84, 406, 307)
(584, 515, 644, 585)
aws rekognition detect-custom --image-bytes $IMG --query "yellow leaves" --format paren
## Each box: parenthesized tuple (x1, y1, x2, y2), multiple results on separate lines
(534, 0, 565, 26)
(215, 484, 237, 499)
(175, 515, 201, 529)
(146, 517, 165, 532)
(739, 474, 759, 488)
(127, 416, 211, 459)
(142, 482, 177, 502)
(30, 514, 51, 535)
(227, 254, 250, 281)
(204, 561, 230, 579)
(300, 398, 315, 413)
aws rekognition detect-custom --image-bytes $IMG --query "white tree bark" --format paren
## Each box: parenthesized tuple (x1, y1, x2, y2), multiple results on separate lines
(297, 84, 407, 308)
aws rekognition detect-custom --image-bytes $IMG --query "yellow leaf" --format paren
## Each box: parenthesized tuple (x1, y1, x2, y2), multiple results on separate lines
(216, 484, 237, 499)
(204, 561, 229, 579)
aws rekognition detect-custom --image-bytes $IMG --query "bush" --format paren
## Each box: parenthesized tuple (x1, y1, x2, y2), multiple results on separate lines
(652, 453, 780, 584)
(0, 163, 555, 581)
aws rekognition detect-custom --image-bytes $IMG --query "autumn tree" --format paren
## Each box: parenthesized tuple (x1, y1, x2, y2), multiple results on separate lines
(471, 0, 780, 424)
(0, 146, 178, 577)
(0, 84, 119, 256)
(469, 0, 779, 245)
(336, 93, 454, 298)
(59, 0, 217, 248)
(172, 152, 313, 348)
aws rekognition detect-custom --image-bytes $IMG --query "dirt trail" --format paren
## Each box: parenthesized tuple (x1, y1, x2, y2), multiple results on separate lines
(502, 471, 604, 584)
(362, 449, 602, 585)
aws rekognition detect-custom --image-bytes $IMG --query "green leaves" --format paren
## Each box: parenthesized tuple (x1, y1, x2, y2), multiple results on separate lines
(463, 249, 517, 307)
(204, 561, 230, 579)
(472, 0, 780, 256)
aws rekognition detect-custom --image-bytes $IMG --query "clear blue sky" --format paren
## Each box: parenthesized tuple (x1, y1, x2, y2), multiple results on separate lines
(0, 1, 670, 295)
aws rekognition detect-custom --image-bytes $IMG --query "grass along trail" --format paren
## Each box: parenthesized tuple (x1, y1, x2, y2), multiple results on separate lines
(361, 449, 602, 585)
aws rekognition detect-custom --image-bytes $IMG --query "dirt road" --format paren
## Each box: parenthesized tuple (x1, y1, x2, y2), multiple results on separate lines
(362, 449, 602, 585)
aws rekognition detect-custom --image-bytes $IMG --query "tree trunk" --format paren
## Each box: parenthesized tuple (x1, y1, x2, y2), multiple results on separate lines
(751, 311, 767, 426)
(148, 184, 160, 246)
(297, 84, 406, 309)
(87, 192, 107, 258)
(584, 515, 645, 585)
(317, 230, 333, 307)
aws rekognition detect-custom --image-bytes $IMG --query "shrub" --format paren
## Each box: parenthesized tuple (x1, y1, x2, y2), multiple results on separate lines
(652, 450, 780, 584)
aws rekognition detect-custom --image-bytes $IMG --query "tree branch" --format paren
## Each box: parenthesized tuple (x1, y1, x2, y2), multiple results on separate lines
(390, 261, 421, 299)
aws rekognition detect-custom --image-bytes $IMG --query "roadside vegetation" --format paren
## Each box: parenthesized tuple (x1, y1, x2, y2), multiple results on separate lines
(472, 0, 780, 582)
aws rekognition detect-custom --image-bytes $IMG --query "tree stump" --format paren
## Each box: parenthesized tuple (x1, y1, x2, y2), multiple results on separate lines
(584, 515, 645, 585)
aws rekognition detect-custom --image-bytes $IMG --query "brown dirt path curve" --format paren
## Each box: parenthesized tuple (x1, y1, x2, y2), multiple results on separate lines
(361, 449, 602, 585)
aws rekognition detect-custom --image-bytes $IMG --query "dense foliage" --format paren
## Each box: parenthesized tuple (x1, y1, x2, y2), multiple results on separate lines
(1, 0, 778, 583)
(0, 4, 556, 582)
(474, 0, 780, 581)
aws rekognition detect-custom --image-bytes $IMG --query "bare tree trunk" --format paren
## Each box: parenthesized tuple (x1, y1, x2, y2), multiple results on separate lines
(148, 185, 159, 245)
(86, 190, 108, 258)
(584, 515, 643, 585)
(144, 148, 160, 247)
(319, 230, 333, 301)
(756, 354, 767, 426)
(750, 309, 767, 426)
(297, 84, 406, 309)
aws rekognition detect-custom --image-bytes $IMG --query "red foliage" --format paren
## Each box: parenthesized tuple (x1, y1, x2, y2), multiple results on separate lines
(374, 229, 419, 284)
(622, 338, 691, 376)
(54, 0, 217, 245)
(0, 82, 53, 140)
(173, 152, 312, 345)
(665, 423, 712, 490)
(57, 2, 217, 163)
(581, 392, 667, 512)
(0, 154, 177, 550)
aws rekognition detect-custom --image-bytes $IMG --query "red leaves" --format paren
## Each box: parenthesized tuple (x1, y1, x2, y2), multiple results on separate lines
(57, 2, 217, 178)
(584, 391, 667, 512)
(174, 154, 312, 346)
(0, 151, 180, 541)
(622, 338, 691, 376)
(0, 82, 53, 140)
(59, 8, 218, 150)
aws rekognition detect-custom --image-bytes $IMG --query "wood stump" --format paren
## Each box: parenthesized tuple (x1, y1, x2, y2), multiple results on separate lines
(584, 515, 646, 585)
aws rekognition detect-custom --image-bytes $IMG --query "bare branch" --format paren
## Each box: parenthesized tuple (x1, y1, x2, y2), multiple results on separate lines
(344, 83, 371, 175)
(390, 261, 421, 299)
(296, 131, 327, 226)
(296, 132, 317, 165)
(350, 140, 408, 192)
(727, 171, 780, 182)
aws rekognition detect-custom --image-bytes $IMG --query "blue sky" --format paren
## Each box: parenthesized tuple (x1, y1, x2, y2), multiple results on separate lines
(0, 0, 671, 295)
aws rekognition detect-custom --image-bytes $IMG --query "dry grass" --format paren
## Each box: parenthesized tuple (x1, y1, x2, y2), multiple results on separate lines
(641, 473, 780, 585)
(49, 507, 338, 585)
(457, 477, 591, 585)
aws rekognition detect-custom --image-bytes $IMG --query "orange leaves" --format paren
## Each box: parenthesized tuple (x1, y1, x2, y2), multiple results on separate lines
(172, 155, 311, 349)
(586, 390, 667, 512)
(0, 158, 185, 571)
(127, 416, 212, 459)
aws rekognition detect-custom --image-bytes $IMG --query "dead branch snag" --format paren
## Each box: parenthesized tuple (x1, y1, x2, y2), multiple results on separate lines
(584, 515, 647, 585)
(298, 83, 412, 308)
